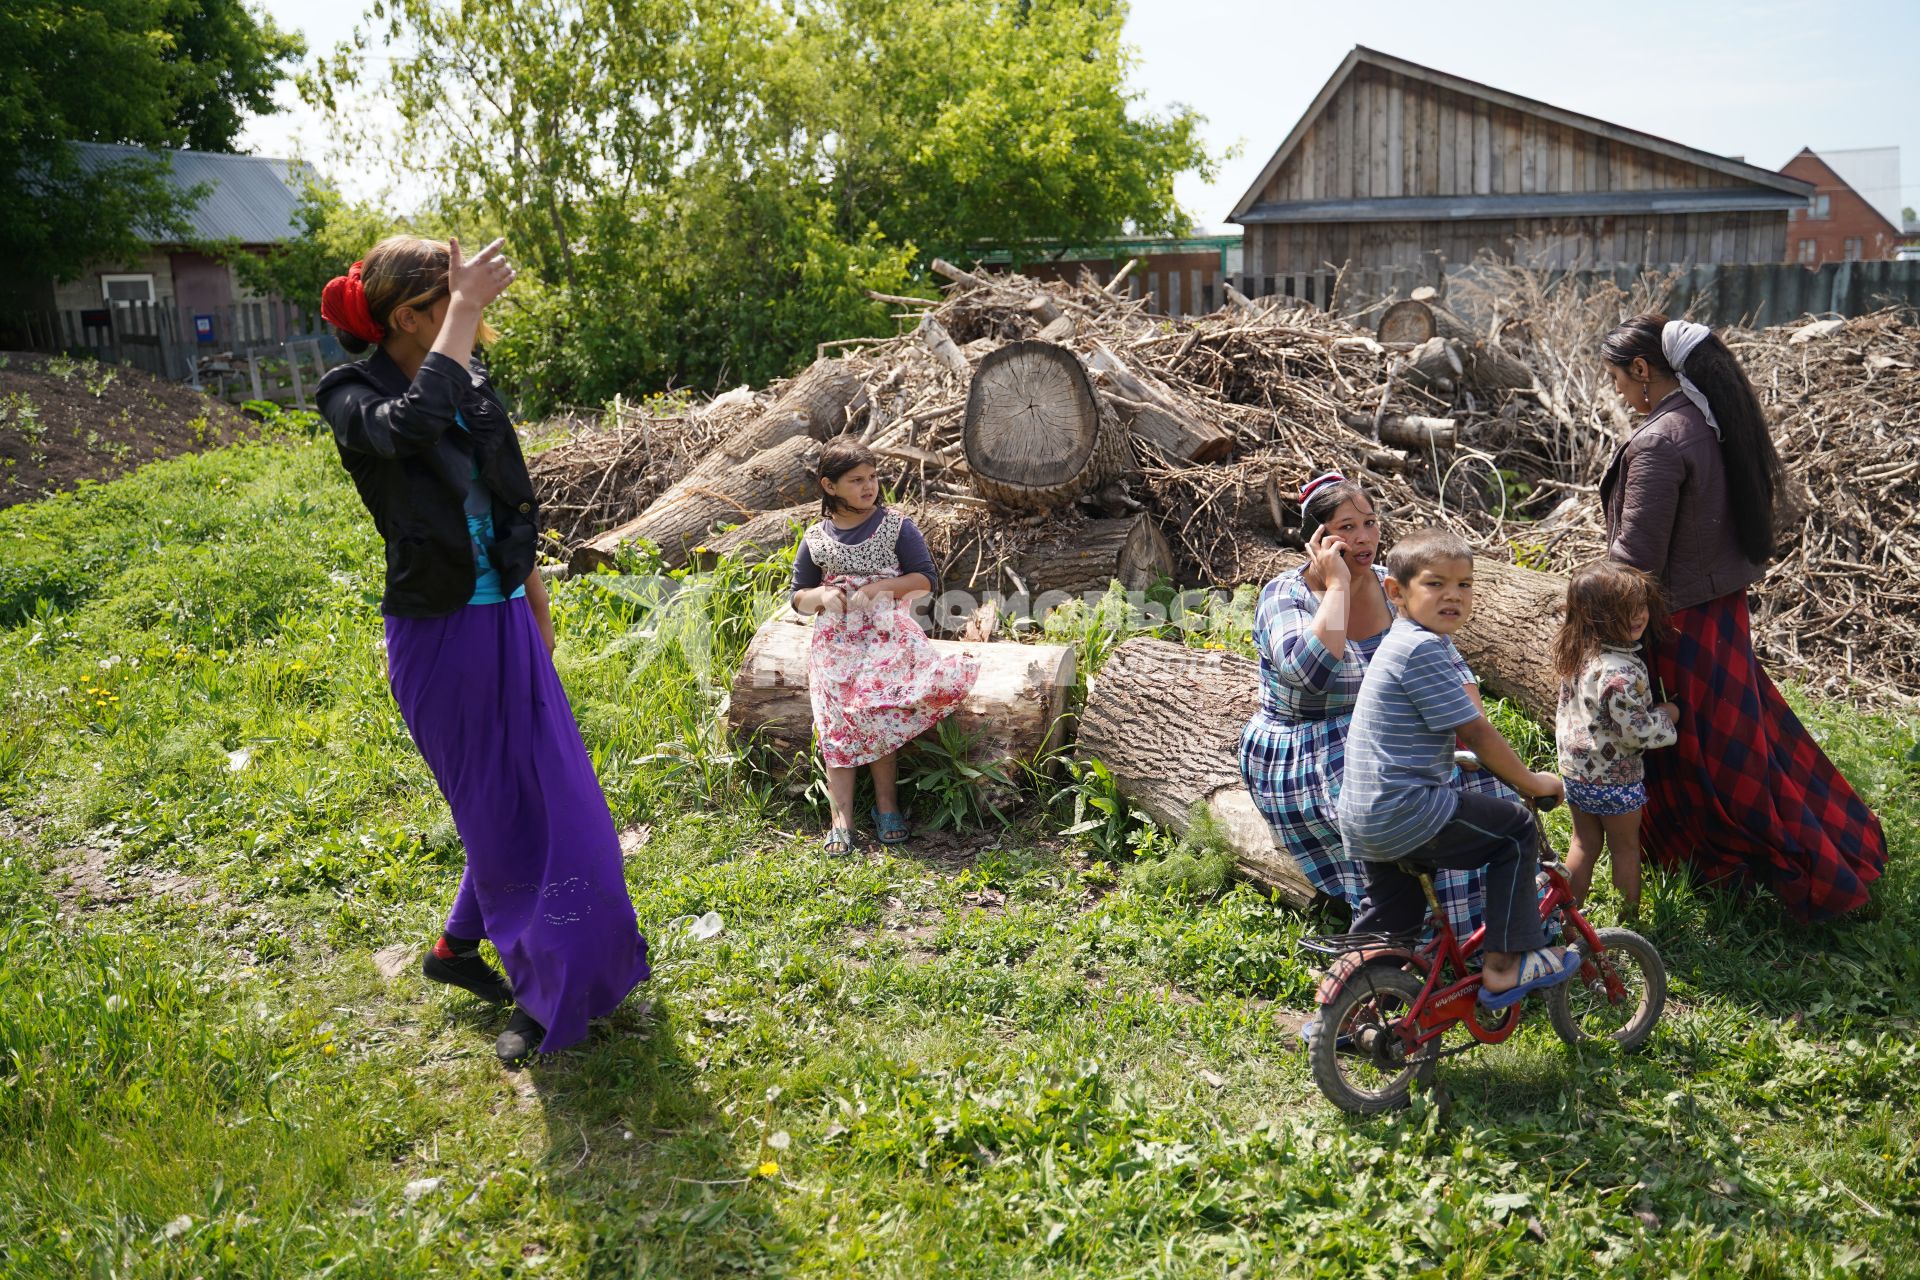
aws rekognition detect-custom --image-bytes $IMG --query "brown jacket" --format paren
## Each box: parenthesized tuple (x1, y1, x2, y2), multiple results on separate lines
(1599, 391, 1765, 611)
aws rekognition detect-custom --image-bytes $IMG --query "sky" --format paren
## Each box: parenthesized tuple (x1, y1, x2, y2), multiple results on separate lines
(239, 0, 1920, 231)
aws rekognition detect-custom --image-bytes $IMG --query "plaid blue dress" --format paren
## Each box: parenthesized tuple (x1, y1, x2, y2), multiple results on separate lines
(1237, 565, 1512, 939)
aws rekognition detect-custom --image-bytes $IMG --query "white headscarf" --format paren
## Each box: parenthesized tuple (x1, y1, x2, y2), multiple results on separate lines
(1660, 320, 1722, 440)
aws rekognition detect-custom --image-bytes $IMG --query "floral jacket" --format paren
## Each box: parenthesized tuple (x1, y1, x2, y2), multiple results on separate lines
(1554, 646, 1678, 785)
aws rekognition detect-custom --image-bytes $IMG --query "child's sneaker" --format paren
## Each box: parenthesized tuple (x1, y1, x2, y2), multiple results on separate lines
(421, 936, 513, 1005)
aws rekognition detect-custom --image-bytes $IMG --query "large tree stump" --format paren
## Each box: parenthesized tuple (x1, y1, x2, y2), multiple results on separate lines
(1084, 343, 1234, 463)
(963, 340, 1130, 510)
(727, 611, 1075, 774)
(1075, 638, 1314, 907)
(571, 435, 823, 574)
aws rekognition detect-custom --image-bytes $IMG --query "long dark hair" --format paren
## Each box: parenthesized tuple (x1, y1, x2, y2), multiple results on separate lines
(1552, 559, 1669, 682)
(1601, 312, 1783, 563)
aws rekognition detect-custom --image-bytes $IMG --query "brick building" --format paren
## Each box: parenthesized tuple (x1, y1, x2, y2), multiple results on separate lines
(1779, 148, 1903, 263)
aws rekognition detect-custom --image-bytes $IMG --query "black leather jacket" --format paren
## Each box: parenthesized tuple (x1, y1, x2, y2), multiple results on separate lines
(316, 349, 538, 617)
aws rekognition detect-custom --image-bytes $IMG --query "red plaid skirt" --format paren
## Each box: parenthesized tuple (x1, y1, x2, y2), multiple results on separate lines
(1642, 591, 1886, 921)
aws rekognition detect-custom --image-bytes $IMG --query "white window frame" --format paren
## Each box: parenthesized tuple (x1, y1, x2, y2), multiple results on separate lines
(1811, 194, 1832, 220)
(1797, 239, 1817, 263)
(100, 273, 156, 305)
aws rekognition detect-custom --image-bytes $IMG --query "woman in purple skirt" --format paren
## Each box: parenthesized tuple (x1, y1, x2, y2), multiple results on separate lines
(316, 235, 649, 1064)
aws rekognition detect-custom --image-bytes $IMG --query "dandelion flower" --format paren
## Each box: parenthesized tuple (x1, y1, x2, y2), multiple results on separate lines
(755, 1160, 779, 1179)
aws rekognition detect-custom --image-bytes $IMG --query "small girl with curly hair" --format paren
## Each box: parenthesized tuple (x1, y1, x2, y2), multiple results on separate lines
(1551, 560, 1680, 915)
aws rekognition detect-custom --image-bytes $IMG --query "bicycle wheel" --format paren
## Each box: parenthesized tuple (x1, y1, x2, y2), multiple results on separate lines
(1309, 965, 1438, 1114)
(1544, 927, 1666, 1051)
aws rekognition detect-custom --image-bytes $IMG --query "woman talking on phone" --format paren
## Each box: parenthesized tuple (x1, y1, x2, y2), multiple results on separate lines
(316, 235, 649, 1065)
(1238, 472, 1515, 941)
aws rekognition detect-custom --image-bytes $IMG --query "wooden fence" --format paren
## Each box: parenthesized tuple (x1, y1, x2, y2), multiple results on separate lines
(1115, 258, 1920, 329)
(13, 298, 347, 405)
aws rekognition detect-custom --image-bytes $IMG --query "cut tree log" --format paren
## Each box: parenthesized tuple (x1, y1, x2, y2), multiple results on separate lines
(918, 314, 972, 381)
(1340, 411, 1458, 451)
(1397, 335, 1463, 392)
(963, 340, 1131, 509)
(687, 358, 867, 485)
(569, 360, 866, 574)
(1450, 556, 1568, 725)
(728, 610, 1075, 774)
(996, 514, 1173, 599)
(571, 435, 823, 574)
(1084, 342, 1235, 463)
(1375, 300, 1533, 394)
(1075, 638, 1314, 907)
(1377, 299, 1438, 345)
(688, 503, 815, 570)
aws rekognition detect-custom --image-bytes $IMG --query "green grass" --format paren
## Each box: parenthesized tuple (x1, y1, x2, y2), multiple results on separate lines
(1, 434, 1917, 1277)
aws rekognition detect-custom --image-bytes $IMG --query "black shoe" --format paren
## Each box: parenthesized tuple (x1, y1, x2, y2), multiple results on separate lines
(496, 1008, 545, 1066)
(421, 939, 513, 1005)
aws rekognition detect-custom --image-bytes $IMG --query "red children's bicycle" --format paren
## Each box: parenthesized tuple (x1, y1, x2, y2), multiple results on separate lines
(1301, 788, 1667, 1114)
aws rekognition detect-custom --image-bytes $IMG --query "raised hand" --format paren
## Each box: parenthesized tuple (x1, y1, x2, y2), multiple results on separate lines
(1306, 523, 1354, 588)
(448, 236, 516, 310)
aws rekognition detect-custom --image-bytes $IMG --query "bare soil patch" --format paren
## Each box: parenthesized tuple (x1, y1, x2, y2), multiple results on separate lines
(1, 352, 261, 506)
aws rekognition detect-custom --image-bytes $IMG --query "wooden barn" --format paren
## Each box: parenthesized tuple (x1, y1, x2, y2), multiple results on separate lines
(1229, 47, 1814, 285)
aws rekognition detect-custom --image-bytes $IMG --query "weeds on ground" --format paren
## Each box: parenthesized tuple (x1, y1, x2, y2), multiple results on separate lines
(0, 434, 1915, 1276)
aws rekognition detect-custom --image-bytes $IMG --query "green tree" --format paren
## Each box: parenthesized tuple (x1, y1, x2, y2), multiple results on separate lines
(311, 0, 1210, 408)
(0, 0, 305, 289)
(230, 182, 401, 313)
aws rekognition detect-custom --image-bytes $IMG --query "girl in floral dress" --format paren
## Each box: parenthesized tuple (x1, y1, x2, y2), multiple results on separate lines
(790, 439, 979, 854)
(1551, 560, 1679, 916)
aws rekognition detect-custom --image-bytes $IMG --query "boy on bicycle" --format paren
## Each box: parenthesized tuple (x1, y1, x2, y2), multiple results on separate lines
(1336, 528, 1580, 1009)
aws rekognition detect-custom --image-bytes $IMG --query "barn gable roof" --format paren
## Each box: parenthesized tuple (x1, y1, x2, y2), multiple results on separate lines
(1229, 46, 1811, 223)
(69, 142, 318, 246)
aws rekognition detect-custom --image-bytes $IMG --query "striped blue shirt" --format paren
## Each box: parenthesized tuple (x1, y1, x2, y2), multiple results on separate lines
(1337, 616, 1482, 860)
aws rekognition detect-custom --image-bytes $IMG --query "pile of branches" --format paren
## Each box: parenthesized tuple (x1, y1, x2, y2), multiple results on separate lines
(531, 256, 1920, 706)
(1457, 255, 1920, 704)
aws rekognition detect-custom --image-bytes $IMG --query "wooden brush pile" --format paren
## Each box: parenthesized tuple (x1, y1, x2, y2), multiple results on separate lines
(531, 258, 1920, 705)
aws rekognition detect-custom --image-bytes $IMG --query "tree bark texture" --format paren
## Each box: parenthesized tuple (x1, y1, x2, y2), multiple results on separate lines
(1450, 556, 1568, 725)
(727, 610, 1075, 772)
(1084, 343, 1235, 463)
(1074, 638, 1315, 907)
(997, 514, 1174, 598)
(689, 503, 816, 570)
(571, 435, 823, 574)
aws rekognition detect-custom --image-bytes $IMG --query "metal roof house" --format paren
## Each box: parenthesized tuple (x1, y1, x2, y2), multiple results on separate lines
(1229, 47, 1815, 281)
(39, 144, 317, 348)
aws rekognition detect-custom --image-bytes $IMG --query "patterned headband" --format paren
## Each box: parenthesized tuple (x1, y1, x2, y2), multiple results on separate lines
(1298, 471, 1349, 517)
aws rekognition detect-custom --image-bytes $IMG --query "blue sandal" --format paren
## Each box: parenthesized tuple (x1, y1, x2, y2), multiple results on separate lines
(1478, 947, 1581, 1009)
(872, 808, 910, 845)
(823, 827, 855, 856)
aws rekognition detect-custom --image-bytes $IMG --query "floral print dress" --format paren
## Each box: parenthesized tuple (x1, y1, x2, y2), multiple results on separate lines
(805, 510, 979, 769)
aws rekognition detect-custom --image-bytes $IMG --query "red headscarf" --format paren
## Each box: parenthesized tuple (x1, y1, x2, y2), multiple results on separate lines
(320, 261, 385, 346)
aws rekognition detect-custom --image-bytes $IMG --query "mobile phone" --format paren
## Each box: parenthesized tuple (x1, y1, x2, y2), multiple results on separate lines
(1308, 524, 1347, 558)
